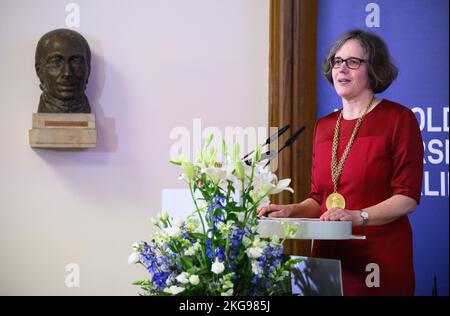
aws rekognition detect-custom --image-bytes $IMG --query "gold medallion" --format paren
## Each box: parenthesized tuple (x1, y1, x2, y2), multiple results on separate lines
(326, 192, 346, 210)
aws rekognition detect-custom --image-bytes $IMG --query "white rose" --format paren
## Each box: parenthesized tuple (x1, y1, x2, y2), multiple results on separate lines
(164, 227, 181, 238)
(221, 288, 234, 296)
(128, 252, 140, 264)
(193, 242, 202, 251)
(242, 236, 252, 247)
(164, 285, 185, 295)
(251, 260, 263, 275)
(211, 259, 225, 274)
(246, 247, 263, 259)
(176, 272, 190, 284)
(184, 247, 195, 256)
(185, 217, 199, 232)
(189, 274, 200, 285)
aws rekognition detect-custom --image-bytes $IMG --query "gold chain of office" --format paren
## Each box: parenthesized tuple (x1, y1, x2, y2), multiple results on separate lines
(330, 96, 374, 194)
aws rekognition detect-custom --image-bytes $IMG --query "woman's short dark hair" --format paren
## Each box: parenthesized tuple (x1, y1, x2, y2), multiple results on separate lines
(322, 29, 398, 94)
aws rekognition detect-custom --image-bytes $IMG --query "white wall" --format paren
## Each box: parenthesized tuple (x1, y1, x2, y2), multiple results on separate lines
(0, 0, 269, 295)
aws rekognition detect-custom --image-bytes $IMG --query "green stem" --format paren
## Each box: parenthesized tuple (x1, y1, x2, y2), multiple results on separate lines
(240, 178, 248, 226)
(244, 191, 270, 231)
(225, 181, 231, 207)
(241, 179, 245, 207)
(188, 182, 208, 267)
(242, 160, 257, 226)
(224, 226, 230, 267)
(248, 191, 270, 214)
(189, 182, 206, 235)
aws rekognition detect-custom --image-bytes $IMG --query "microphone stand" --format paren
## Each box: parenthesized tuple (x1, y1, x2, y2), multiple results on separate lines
(264, 126, 306, 168)
(242, 124, 290, 166)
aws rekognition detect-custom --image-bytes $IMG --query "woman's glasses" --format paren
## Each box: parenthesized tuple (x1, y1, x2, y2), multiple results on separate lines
(331, 57, 367, 69)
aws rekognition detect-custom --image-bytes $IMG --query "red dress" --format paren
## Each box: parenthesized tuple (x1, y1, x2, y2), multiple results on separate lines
(310, 99, 423, 296)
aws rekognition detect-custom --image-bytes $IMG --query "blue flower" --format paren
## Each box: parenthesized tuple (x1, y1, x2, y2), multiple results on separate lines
(153, 271, 170, 291)
(132, 139, 298, 296)
(205, 239, 213, 259)
(215, 246, 225, 261)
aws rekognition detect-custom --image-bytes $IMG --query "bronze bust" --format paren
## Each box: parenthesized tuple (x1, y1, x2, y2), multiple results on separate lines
(35, 29, 91, 113)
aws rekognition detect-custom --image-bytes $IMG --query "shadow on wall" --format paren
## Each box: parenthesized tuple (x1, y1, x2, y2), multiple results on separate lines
(85, 37, 118, 154)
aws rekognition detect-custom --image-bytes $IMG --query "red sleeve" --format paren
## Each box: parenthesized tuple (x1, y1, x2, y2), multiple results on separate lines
(390, 108, 424, 204)
(309, 121, 322, 205)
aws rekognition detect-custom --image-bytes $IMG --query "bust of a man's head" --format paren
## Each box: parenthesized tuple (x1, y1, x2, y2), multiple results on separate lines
(35, 29, 91, 113)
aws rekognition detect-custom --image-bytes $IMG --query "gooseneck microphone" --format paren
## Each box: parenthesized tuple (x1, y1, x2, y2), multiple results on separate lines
(241, 124, 290, 161)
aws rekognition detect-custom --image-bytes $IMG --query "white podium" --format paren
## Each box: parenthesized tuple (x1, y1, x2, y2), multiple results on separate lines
(257, 217, 365, 240)
(160, 189, 365, 240)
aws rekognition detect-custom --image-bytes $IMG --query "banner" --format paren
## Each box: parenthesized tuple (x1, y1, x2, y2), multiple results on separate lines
(317, 0, 449, 295)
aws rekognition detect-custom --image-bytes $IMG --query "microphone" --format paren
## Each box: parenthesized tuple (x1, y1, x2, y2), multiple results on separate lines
(244, 150, 274, 166)
(260, 149, 276, 161)
(266, 124, 290, 146)
(242, 124, 290, 161)
(281, 126, 305, 148)
(264, 126, 306, 167)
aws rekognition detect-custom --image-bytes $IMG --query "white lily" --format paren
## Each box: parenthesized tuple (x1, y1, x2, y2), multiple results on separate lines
(271, 178, 294, 194)
(203, 166, 228, 185)
(253, 173, 294, 196)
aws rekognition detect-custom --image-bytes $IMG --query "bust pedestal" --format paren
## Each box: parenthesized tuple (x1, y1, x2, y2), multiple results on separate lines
(29, 113, 97, 148)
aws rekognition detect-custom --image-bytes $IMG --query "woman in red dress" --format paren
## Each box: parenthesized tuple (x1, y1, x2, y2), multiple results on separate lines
(258, 29, 423, 296)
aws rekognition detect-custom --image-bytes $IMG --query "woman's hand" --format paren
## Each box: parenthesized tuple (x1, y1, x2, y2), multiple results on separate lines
(257, 204, 296, 218)
(319, 208, 359, 225)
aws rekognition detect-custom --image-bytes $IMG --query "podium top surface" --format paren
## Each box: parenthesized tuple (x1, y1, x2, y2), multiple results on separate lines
(257, 217, 364, 240)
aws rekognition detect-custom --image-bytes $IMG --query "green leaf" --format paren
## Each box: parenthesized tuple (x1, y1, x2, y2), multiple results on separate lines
(205, 133, 214, 148)
(169, 159, 182, 166)
(180, 256, 194, 269)
(232, 143, 240, 162)
(234, 161, 245, 180)
(190, 232, 205, 240)
(182, 161, 195, 181)
(253, 145, 262, 165)
(209, 148, 217, 165)
(170, 154, 189, 166)
(132, 280, 150, 286)
(227, 213, 238, 222)
(221, 140, 227, 156)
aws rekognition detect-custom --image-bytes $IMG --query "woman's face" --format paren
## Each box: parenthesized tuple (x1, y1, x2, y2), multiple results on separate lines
(332, 39, 371, 100)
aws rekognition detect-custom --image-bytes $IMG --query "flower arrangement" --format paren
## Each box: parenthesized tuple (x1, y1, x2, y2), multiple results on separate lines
(129, 134, 300, 296)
